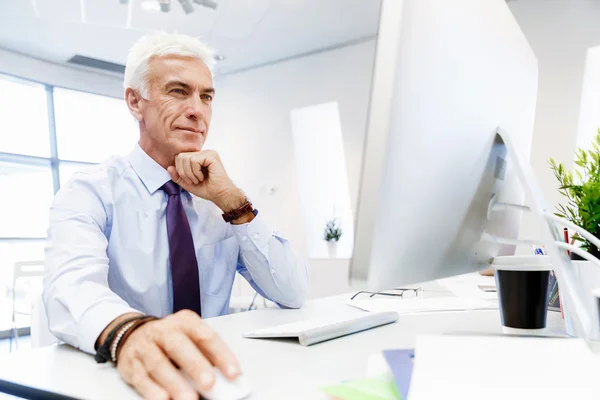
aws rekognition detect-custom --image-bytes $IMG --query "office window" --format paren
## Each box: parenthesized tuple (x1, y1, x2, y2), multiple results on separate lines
(290, 102, 354, 258)
(54, 88, 138, 163)
(0, 74, 136, 337)
(0, 76, 50, 157)
(0, 162, 54, 238)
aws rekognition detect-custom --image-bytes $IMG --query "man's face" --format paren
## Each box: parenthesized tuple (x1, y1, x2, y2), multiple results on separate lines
(138, 55, 214, 158)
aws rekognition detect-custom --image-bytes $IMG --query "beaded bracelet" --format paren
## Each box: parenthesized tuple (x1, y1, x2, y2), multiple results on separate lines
(111, 316, 158, 363)
(95, 315, 148, 364)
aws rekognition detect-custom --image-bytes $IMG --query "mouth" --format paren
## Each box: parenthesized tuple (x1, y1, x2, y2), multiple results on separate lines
(175, 127, 202, 134)
(175, 127, 204, 136)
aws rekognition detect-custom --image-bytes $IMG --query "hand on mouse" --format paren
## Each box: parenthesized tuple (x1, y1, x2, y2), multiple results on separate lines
(115, 310, 241, 400)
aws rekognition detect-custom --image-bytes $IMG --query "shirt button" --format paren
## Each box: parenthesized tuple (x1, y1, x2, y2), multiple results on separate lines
(252, 233, 259, 239)
(242, 236, 248, 241)
(271, 268, 276, 274)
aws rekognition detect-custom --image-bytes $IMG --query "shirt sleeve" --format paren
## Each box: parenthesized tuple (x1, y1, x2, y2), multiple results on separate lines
(43, 171, 141, 354)
(229, 213, 309, 308)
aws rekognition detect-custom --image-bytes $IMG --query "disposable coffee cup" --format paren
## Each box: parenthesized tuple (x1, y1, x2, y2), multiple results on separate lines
(492, 256, 552, 330)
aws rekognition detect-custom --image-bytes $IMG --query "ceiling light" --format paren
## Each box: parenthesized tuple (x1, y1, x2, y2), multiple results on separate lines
(119, 0, 128, 4)
(141, 0, 161, 12)
(193, 0, 218, 10)
(159, 0, 170, 12)
(178, 0, 194, 14)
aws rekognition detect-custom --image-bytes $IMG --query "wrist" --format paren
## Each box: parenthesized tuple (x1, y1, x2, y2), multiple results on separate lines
(231, 209, 256, 225)
(113, 316, 158, 363)
(96, 312, 142, 351)
(214, 187, 246, 212)
(94, 314, 149, 364)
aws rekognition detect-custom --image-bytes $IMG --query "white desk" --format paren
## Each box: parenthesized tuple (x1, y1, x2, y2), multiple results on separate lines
(0, 291, 566, 400)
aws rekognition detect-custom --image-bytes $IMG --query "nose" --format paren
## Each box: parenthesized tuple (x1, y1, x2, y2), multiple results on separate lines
(185, 95, 204, 121)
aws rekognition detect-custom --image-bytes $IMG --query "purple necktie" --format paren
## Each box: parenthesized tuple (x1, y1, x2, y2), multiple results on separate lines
(161, 181, 202, 316)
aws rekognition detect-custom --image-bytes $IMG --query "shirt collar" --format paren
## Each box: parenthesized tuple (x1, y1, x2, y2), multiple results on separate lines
(128, 144, 172, 195)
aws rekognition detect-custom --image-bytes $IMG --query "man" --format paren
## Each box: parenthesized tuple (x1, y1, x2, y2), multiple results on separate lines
(44, 32, 309, 399)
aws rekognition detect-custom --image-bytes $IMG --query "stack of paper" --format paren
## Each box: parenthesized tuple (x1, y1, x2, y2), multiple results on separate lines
(408, 335, 600, 400)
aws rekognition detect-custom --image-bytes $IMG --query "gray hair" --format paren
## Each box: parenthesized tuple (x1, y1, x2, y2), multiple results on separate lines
(123, 32, 215, 99)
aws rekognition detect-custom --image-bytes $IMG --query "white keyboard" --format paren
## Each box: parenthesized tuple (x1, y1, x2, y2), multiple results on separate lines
(242, 311, 399, 346)
(249, 316, 368, 335)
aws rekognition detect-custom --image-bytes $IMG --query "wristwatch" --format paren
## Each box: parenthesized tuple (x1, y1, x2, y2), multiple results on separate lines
(222, 200, 255, 223)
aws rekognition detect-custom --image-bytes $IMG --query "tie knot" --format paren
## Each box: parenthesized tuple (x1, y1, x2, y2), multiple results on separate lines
(161, 180, 181, 196)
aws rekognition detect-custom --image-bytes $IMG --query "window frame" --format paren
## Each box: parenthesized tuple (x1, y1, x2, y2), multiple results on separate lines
(0, 72, 121, 240)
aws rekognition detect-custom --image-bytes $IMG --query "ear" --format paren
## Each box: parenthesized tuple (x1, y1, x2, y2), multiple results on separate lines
(125, 87, 144, 121)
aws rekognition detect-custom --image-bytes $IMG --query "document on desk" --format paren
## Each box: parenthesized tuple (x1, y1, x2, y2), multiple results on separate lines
(346, 297, 498, 314)
(408, 335, 600, 400)
(437, 273, 498, 300)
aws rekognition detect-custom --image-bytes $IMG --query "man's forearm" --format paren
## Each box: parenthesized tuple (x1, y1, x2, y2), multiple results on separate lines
(95, 312, 144, 350)
(232, 214, 308, 308)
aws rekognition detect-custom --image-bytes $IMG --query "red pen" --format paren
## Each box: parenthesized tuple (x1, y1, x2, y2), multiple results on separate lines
(564, 227, 570, 256)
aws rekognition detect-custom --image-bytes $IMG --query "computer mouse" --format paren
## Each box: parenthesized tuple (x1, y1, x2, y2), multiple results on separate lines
(201, 368, 252, 400)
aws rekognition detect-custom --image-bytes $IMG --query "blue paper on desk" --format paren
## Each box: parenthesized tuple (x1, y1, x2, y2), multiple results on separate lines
(383, 349, 414, 399)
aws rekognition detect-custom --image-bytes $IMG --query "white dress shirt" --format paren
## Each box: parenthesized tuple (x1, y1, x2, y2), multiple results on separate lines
(44, 144, 309, 354)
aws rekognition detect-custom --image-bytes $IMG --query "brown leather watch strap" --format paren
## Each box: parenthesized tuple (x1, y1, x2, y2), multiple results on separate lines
(222, 200, 254, 223)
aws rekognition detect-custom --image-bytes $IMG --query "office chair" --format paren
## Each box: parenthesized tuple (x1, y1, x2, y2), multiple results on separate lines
(10, 261, 44, 351)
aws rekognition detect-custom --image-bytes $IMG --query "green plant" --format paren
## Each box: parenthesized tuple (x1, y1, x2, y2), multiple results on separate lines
(550, 129, 600, 253)
(324, 219, 343, 242)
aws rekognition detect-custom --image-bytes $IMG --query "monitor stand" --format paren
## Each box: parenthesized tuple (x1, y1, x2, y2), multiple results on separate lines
(495, 127, 595, 342)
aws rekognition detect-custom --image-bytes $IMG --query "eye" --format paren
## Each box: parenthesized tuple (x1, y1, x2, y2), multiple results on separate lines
(171, 88, 186, 95)
(201, 94, 213, 102)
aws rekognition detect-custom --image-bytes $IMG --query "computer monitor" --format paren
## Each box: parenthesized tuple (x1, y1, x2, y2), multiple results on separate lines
(349, 0, 539, 290)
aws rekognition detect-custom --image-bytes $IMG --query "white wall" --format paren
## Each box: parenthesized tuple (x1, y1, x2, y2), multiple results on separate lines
(290, 102, 355, 259)
(576, 45, 600, 152)
(209, 40, 376, 257)
(508, 0, 600, 243)
(0, 48, 123, 98)
(209, 41, 375, 299)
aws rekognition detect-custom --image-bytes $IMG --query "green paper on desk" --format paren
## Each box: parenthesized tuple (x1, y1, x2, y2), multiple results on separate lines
(321, 377, 401, 400)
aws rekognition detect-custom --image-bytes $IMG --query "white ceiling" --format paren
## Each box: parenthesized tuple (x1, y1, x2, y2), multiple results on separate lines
(0, 0, 381, 75)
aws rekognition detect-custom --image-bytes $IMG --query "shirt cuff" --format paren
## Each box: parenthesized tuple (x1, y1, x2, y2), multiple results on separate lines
(77, 301, 142, 355)
(231, 213, 272, 251)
